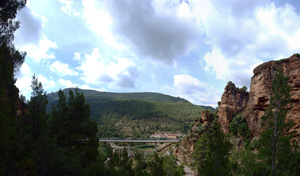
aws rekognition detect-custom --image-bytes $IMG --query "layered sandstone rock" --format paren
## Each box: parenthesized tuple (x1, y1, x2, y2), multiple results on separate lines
(244, 54, 300, 138)
(218, 54, 300, 139)
(175, 54, 300, 164)
(217, 81, 249, 134)
(175, 110, 213, 164)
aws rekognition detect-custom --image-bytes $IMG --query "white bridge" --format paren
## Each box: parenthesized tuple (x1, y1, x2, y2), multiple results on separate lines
(99, 139, 180, 155)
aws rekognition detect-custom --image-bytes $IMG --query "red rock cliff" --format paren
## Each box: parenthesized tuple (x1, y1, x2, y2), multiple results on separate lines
(175, 54, 300, 165)
(244, 54, 300, 139)
(217, 81, 249, 134)
(218, 54, 300, 139)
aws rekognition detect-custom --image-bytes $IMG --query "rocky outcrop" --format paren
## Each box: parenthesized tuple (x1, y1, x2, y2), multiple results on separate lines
(244, 54, 300, 138)
(175, 54, 300, 165)
(218, 54, 300, 139)
(175, 110, 213, 164)
(217, 81, 249, 134)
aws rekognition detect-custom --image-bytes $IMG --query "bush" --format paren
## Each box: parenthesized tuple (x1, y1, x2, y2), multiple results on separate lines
(230, 114, 250, 138)
(241, 86, 247, 92)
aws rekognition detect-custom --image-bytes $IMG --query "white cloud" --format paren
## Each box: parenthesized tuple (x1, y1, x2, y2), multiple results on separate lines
(82, 0, 202, 63)
(37, 75, 56, 90)
(73, 52, 81, 61)
(15, 64, 56, 99)
(78, 48, 139, 88)
(167, 74, 221, 107)
(203, 48, 229, 80)
(58, 78, 77, 88)
(189, 1, 300, 87)
(79, 84, 105, 92)
(15, 6, 57, 62)
(50, 61, 78, 76)
(18, 36, 57, 62)
(59, 0, 80, 16)
(15, 63, 33, 99)
(82, 0, 121, 49)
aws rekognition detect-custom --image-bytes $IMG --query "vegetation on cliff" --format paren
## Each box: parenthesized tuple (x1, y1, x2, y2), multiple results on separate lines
(194, 121, 232, 176)
(257, 70, 298, 176)
(186, 69, 300, 176)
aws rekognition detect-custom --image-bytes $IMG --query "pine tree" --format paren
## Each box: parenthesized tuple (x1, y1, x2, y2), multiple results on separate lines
(258, 69, 295, 175)
(1, 0, 26, 45)
(0, 1, 28, 174)
(51, 89, 99, 167)
(49, 89, 69, 146)
(195, 123, 231, 176)
(25, 74, 48, 142)
(134, 153, 149, 176)
(148, 153, 165, 176)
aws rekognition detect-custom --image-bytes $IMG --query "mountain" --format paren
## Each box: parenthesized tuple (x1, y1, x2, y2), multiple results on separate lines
(47, 88, 189, 104)
(46, 88, 206, 138)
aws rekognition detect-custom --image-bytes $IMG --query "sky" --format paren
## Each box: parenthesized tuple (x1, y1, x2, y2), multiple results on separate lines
(13, 0, 300, 107)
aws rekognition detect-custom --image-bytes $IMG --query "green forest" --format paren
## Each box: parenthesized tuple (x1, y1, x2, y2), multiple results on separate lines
(46, 89, 207, 138)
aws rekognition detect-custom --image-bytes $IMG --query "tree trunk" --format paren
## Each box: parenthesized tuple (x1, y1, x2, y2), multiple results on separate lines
(272, 104, 279, 176)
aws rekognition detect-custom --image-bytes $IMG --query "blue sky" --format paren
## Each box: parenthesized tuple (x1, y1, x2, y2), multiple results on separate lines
(14, 0, 300, 107)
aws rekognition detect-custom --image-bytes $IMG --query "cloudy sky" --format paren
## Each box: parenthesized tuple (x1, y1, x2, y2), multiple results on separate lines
(14, 0, 300, 107)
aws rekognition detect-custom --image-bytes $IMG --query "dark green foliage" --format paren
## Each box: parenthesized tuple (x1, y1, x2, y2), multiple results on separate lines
(1, 0, 26, 45)
(163, 154, 185, 176)
(241, 86, 247, 92)
(92, 100, 166, 120)
(49, 89, 99, 167)
(230, 114, 250, 138)
(236, 149, 268, 176)
(275, 59, 283, 64)
(134, 153, 149, 176)
(257, 69, 296, 175)
(105, 149, 135, 176)
(194, 122, 232, 176)
(148, 153, 165, 176)
(25, 75, 48, 142)
(0, 37, 25, 118)
(197, 124, 206, 134)
(0, 75, 102, 175)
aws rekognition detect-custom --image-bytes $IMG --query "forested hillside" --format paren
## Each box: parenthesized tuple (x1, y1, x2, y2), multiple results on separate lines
(47, 88, 210, 138)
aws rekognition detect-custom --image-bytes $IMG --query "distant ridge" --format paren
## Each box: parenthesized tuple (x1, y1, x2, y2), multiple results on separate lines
(47, 88, 190, 104)
(46, 88, 210, 138)
(200, 105, 215, 112)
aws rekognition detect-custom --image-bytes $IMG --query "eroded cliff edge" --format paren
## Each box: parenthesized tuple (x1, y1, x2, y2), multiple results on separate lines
(175, 110, 214, 164)
(176, 54, 300, 163)
(219, 54, 300, 139)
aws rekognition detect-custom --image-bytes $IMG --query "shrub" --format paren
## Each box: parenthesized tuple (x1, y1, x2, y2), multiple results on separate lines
(230, 114, 250, 138)
(241, 86, 247, 92)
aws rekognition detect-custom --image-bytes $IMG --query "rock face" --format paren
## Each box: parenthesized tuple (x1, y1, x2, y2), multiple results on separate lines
(175, 110, 213, 164)
(175, 54, 300, 165)
(217, 81, 249, 134)
(218, 54, 300, 139)
(244, 54, 300, 139)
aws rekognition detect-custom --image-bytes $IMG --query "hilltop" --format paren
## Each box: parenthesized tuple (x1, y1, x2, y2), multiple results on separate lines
(47, 88, 190, 103)
(47, 88, 213, 138)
